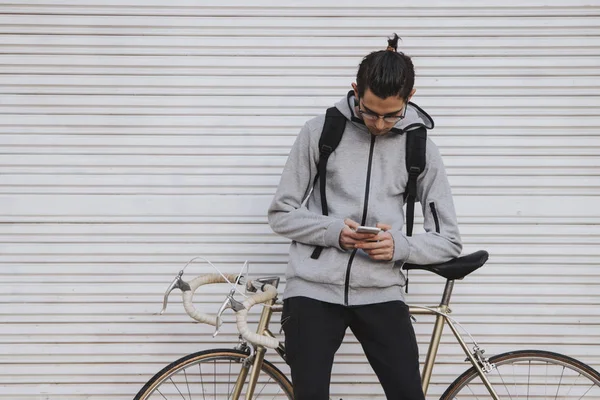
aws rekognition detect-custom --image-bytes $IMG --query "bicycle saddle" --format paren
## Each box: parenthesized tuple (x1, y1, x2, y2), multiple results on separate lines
(402, 250, 488, 280)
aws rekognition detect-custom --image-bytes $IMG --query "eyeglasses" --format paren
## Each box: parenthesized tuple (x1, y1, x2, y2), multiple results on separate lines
(357, 99, 407, 124)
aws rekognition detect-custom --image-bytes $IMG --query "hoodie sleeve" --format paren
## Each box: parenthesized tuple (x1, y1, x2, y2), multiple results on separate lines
(267, 121, 347, 250)
(389, 139, 462, 265)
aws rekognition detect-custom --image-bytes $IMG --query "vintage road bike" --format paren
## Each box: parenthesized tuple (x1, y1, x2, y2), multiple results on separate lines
(134, 250, 600, 399)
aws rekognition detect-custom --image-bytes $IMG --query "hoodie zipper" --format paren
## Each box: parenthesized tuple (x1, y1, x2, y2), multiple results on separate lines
(344, 135, 376, 305)
(429, 202, 440, 233)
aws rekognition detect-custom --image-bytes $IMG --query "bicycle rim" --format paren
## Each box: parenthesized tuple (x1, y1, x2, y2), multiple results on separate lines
(441, 350, 600, 400)
(134, 348, 293, 400)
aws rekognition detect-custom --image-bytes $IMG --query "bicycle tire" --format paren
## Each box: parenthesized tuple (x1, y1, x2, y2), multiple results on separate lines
(441, 349, 600, 400)
(134, 348, 293, 400)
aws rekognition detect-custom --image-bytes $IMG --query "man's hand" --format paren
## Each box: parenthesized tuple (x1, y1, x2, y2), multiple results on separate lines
(339, 219, 379, 250)
(355, 223, 395, 261)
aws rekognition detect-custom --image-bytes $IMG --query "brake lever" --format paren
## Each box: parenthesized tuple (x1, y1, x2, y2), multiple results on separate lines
(213, 288, 245, 337)
(157, 270, 191, 315)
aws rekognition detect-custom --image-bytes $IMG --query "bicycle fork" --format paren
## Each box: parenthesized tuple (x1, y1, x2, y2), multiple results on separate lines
(230, 297, 277, 400)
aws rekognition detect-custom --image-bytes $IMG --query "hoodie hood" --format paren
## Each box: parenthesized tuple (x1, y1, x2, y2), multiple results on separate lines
(334, 90, 434, 134)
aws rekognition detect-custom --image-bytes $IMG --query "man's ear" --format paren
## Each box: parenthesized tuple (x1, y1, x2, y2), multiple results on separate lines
(351, 82, 359, 100)
(407, 88, 416, 102)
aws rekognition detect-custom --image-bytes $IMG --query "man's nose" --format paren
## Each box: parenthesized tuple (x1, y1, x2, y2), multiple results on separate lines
(375, 118, 386, 130)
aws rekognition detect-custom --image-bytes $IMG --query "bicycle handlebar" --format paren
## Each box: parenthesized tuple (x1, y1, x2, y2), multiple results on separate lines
(161, 271, 281, 349)
(181, 273, 239, 326)
(235, 284, 280, 349)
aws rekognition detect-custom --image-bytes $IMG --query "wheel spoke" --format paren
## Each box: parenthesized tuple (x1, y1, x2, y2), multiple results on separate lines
(213, 360, 216, 399)
(565, 373, 583, 398)
(270, 385, 284, 400)
(199, 362, 206, 400)
(184, 369, 192, 400)
(135, 351, 294, 400)
(527, 360, 531, 400)
(465, 382, 481, 400)
(554, 366, 566, 400)
(168, 377, 187, 399)
(253, 376, 281, 399)
(157, 388, 169, 400)
(495, 368, 514, 400)
(545, 361, 549, 400)
(577, 383, 597, 400)
(227, 360, 239, 400)
(442, 352, 600, 400)
(512, 361, 518, 400)
(227, 360, 232, 400)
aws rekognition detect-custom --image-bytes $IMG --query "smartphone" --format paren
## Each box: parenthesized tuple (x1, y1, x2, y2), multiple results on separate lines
(356, 226, 381, 234)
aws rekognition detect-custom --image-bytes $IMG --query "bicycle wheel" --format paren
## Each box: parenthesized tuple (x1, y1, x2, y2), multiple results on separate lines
(441, 350, 600, 400)
(134, 348, 293, 400)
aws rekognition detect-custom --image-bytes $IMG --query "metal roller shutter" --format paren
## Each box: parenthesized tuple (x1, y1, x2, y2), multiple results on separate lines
(1, 1, 598, 398)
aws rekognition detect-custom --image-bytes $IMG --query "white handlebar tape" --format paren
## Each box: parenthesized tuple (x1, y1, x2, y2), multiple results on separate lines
(235, 284, 280, 349)
(181, 273, 239, 326)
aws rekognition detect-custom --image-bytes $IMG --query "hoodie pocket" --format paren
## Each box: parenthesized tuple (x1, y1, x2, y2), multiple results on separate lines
(350, 252, 402, 288)
(287, 242, 346, 285)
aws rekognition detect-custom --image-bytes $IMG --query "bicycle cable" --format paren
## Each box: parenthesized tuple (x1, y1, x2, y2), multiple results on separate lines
(415, 305, 480, 348)
(181, 256, 277, 309)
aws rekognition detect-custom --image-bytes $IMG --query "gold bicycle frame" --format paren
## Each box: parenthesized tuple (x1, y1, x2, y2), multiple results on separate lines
(408, 280, 499, 398)
(231, 279, 500, 400)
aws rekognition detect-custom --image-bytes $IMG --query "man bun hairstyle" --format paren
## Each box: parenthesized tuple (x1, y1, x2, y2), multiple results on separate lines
(356, 33, 415, 100)
(386, 33, 399, 52)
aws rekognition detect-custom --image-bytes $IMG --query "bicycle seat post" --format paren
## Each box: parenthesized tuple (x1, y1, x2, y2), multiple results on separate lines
(422, 279, 455, 395)
(440, 280, 455, 307)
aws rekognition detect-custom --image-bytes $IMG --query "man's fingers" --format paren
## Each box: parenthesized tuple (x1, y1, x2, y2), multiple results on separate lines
(366, 248, 390, 255)
(342, 226, 370, 240)
(344, 218, 360, 229)
(352, 230, 394, 262)
(355, 240, 389, 249)
(343, 223, 393, 260)
(344, 226, 378, 240)
(342, 237, 360, 246)
(350, 232, 378, 241)
(377, 223, 393, 231)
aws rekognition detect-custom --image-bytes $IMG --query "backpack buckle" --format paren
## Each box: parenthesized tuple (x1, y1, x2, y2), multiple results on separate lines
(409, 166, 421, 176)
(320, 145, 333, 155)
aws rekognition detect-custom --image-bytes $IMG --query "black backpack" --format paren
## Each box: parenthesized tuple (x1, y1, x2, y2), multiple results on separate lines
(310, 106, 427, 260)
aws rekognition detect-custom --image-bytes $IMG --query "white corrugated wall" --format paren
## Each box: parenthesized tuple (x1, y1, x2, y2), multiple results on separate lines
(1, 1, 599, 399)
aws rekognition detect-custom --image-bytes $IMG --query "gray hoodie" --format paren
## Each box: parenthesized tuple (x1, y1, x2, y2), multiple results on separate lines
(268, 92, 462, 306)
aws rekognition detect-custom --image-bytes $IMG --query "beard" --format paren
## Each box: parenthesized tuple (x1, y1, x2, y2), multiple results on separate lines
(368, 126, 392, 136)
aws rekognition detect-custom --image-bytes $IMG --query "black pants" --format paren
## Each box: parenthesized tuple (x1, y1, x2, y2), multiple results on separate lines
(281, 296, 425, 400)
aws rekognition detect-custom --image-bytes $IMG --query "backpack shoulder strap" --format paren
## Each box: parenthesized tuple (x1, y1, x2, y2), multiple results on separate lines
(404, 127, 427, 237)
(310, 107, 346, 259)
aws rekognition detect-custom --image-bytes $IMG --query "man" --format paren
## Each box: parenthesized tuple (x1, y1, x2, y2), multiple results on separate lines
(267, 34, 462, 399)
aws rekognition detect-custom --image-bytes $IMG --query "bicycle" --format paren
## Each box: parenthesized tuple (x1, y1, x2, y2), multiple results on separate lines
(134, 250, 600, 399)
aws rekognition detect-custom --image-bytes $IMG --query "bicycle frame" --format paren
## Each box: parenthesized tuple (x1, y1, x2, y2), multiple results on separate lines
(409, 280, 499, 399)
(232, 279, 500, 400)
